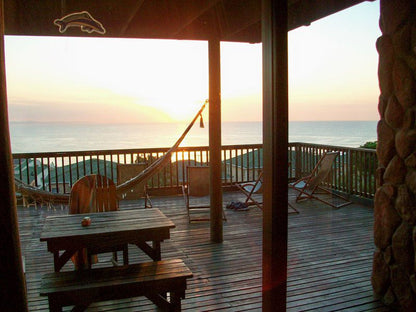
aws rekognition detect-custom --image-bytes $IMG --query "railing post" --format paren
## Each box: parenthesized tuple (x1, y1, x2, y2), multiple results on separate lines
(348, 149, 353, 196)
(295, 143, 301, 180)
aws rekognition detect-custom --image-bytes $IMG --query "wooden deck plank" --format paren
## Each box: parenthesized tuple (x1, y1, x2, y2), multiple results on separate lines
(17, 190, 382, 311)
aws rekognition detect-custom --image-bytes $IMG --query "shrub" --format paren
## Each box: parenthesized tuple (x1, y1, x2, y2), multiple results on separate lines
(360, 141, 377, 149)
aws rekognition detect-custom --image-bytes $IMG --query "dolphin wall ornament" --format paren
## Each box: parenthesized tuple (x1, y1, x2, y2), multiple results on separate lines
(54, 11, 106, 35)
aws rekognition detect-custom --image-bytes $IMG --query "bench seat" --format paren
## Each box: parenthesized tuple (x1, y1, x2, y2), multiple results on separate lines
(40, 259, 193, 312)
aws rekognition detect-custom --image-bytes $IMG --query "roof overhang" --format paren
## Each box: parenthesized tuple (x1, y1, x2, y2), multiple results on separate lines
(4, 0, 373, 43)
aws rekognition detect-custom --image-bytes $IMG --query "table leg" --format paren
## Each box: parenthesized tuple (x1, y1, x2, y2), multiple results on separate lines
(135, 241, 161, 261)
(123, 245, 129, 265)
(152, 241, 161, 261)
(53, 252, 60, 272)
(53, 249, 77, 272)
(170, 292, 182, 312)
(48, 296, 63, 312)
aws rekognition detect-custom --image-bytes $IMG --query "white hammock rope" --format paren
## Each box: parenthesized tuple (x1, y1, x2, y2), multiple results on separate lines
(14, 177, 70, 205)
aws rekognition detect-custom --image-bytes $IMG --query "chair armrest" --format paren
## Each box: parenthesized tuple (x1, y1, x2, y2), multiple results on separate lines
(291, 175, 312, 186)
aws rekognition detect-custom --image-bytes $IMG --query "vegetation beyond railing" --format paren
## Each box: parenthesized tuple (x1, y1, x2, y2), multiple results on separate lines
(13, 142, 377, 199)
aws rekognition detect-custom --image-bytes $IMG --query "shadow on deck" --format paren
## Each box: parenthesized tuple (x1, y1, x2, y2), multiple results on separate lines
(18, 190, 387, 311)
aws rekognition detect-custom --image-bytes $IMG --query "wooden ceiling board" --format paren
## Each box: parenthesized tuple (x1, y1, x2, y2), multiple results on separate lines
(4, 0, 371, 42)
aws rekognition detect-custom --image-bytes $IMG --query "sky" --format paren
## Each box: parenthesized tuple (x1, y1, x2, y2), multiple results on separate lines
(5, 1, 381, 124)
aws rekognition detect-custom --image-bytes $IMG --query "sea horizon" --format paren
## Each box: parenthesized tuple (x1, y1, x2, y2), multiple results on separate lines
(9, 120, 378, 153)
(9, 119, 378, 124)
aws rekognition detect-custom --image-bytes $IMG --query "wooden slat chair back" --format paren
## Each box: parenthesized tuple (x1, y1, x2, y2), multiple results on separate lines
(182, 166, 226, 222)
(69, 174, 128, 269)
(117, 163, 152, 207)
(304, 152, 338, 192)
(70, 174, 118, 214)
(187, 166, 210, 196)
(290, 151, 351, 209)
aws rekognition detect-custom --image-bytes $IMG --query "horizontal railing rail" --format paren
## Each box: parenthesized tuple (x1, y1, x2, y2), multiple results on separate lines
(13, 142, 377, 200)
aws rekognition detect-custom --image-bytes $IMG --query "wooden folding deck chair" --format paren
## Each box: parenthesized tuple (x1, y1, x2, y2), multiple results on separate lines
(117, 163, 152, 208)
(182, 166, 227, 222)
(289, 151, 351, 209)
(237, 171, 299, 214)
(236, 171, 264, 210)
(69, 174, 128, 269)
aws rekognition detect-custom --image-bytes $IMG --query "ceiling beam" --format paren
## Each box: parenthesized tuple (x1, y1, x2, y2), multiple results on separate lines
(288, 0, 371, 29)
(171, 0, 222, 37)
(4, 0, 372, 43)
(119, 0, 145, 35)
(177, 0, 370, 43)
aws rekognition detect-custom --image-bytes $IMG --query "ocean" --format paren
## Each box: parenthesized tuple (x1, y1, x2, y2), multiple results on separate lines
(9, 121, 378, 153)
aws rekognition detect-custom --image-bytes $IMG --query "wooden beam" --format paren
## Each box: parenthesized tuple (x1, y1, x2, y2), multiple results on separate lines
(208, 38, 223, 243)
(262, 0, 288, 311)
(119, 0, 145, 35)
(288, 0, 371, 29)
(171, 0, 222, 37)
(0, 0, 27, 310)
(219, 0, 261, 42)
(4, 0, 369, 42)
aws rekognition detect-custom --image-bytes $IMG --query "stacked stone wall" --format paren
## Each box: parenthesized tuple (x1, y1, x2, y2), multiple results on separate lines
(372, 0, 416, 309)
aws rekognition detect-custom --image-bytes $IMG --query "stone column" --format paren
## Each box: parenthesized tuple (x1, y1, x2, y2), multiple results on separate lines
(372, 1, 416, 309)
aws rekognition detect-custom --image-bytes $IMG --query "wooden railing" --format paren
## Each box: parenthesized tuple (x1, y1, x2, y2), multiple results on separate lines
(290, 143, 377, 199)
(12, 142, 377, 199)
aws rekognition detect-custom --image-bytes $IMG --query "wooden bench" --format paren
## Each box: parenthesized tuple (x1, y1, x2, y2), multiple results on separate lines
(40, 259, 193, 312)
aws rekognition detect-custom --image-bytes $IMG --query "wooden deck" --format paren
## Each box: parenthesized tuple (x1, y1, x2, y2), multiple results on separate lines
(18, 190, 387, 311)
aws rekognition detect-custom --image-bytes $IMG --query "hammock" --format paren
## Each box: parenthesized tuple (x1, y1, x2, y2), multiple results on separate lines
(116, 99, 208, 194)
(14, 177, 70, 208)
(14, 100, 208, 207)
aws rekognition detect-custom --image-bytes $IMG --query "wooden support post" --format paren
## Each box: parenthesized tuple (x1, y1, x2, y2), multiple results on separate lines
(208, 38, 223, 243)
(0, 0, 28, 310)
(262, 0, 288, 311)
